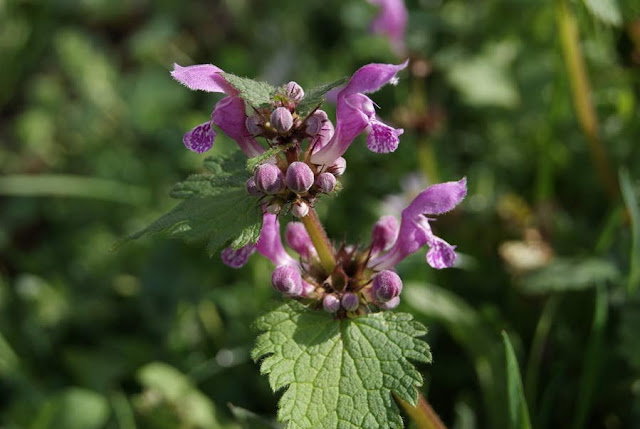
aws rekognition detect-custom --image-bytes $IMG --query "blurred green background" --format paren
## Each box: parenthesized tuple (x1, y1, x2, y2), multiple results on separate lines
(1, 0, 640, 427)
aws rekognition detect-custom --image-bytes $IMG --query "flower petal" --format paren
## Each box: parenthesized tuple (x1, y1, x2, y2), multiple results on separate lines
(367, 0, 408, 56)
(405, 178, 467, 218)
(171, 63, 235, 94)
(212, 97, 264, 157)
(426, 237, 457, 269)
(183, 121, 216, 153)
(256, 213, 297, 267)
(366, 120, 403, 153)
(342, 61, 408, 96)
(221, 244, 256, 268)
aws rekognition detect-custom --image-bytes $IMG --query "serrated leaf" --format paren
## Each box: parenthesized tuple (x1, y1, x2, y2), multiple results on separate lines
(502, 332, 532, 429)
(296, 77, 348, 117)
(222, 73, 275, 108)
(252, 301, 431, 429)
(123, 150, 262, 255)
(519, 258, 619, 294)
(246, 142, 296, 172)
(582, 0, 622, 26)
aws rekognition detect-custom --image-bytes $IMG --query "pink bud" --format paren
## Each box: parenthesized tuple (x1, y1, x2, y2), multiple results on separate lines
(370, 215, 399, 255)
(255, 163, 284, 194)
(285, 222, 316, 259)
(271, 265, 303, 296)
(291, 201, 309, 218)
(245, 115, 263, 136)
(245, 177, 262, 196)
(379, 296, 400, 310)
(285, 162, 314, 193)
(314, 172, 336, 194)
(329, 157, 346, 176)
(372, 270, 403, 302)
(305, 110, 329, 136)
(341, 292, 359, 311)
(323, 294, 341, 313)
(270, 107, 294, 134)
(285, 81, 305, 102)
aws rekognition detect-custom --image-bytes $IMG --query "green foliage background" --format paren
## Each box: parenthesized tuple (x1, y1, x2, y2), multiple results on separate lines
(1, 0, 639, 427)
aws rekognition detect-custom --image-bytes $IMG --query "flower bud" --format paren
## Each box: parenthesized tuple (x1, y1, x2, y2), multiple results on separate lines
(379, 296, 400, 310)
(221, 244, 256, 268)
(372, 270, 403, 302)
(285, 81, 305, 102)
(245, 177, 262, 196)
(301, 281, 315, 297)
(341, 292, 359, 311)
(370, 215, 399, 255)
(255, 163, 284, 194)
(329, 157, 346, 176)
(285, 162, 314, 193)
(270, 107, 294, 134)
(291, 201, 309, 218)
(305, 110, 329, 136)
(266, 202, 282, 214)
(323, 294, 340, 313)
(314, 172, 336, 194)
(245, 115, 263, 136)
(271, 265, 303, 296)
(285, 222, 316, 259)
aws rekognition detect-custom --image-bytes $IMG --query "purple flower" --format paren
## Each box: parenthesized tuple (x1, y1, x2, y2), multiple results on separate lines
(311, 61, 408, 165)
(285, 222, 317, 260)
(367, 0, 408, 56)
(171, 64, 264, 156)
(369, 178, 467, 270)
(221, 244, 256, 269)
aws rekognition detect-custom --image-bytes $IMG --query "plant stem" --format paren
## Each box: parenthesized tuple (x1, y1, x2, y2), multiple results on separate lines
(301, 208, 336, 274)
(395, 392, 447, 429)
(555, 0, 618, 200)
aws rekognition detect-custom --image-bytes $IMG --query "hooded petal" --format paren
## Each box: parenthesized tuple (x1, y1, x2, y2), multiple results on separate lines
(367, 0, 408, 56)
(366, 120, 403, 153)
(405, 178, 467, 218)
(183, 121, 216, 153)
(211, 97, 264, 157)
(256, 213, 297, 267)
(171, 63, 236, 94)
(311, 61, 408, 165)
(221, 244, 256, 268)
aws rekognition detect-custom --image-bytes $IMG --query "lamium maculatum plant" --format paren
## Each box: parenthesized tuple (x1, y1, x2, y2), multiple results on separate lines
(129, 59, 466, 428)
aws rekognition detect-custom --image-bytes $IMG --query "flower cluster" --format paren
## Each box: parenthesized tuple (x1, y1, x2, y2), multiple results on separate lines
(172, 60, 466, 317)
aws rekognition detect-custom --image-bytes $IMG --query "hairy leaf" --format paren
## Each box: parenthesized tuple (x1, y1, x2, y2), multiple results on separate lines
(124, 150, 262, 254)
(252, 302, 431, 429)
(297, 77, 348, 117)
(246, 142, 296, 172)
(222, 73, 275, 108)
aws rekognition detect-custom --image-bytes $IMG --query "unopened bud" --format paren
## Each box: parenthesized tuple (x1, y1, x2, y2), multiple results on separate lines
(341, 292, 359, 311)
(379, 296, 400, 310)
(314, 172, 336, 194)
(285, 162, 314, 193)
(285, 81, 305, 102)
(255, 163, 284, 194)
(329, 157, 346, 176)
(291, 201, 309, 218)
(370, 216, 399, 255)
(372, 270, 403, 302)
(271, 265, 303, 296)
(270, 107, 294, 134)
(286, 222, 316, 259)
(323, 294, 341, 313)
(245, 115, 263, 136)
(305, 110, 329, 136)
(221, 244, 256, 268)
(245, 177, 262, 196)
(266, 202, 282, 214)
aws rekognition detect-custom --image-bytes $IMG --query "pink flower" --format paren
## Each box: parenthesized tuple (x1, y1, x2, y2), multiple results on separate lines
(369, 178, 467, 270)
(367, 0, 408, 56)
(310, 61, 408, 165)
(171, 64, 264, 156)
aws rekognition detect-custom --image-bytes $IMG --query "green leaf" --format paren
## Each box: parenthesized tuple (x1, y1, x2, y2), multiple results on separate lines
(32, 388, 110, 429)
(502, 332, 532, 429)
(252, 301, 431, 429)
(222, 73, 275, 108)
(296, 77, 348, 117)
(620, 169, 640, 293)
(582, 0, 622, 26)
(246, 142, 296, 172)
(124, 150, 262, 254)
(519, 258, 619, 294)
(137, 362, 223, 429)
